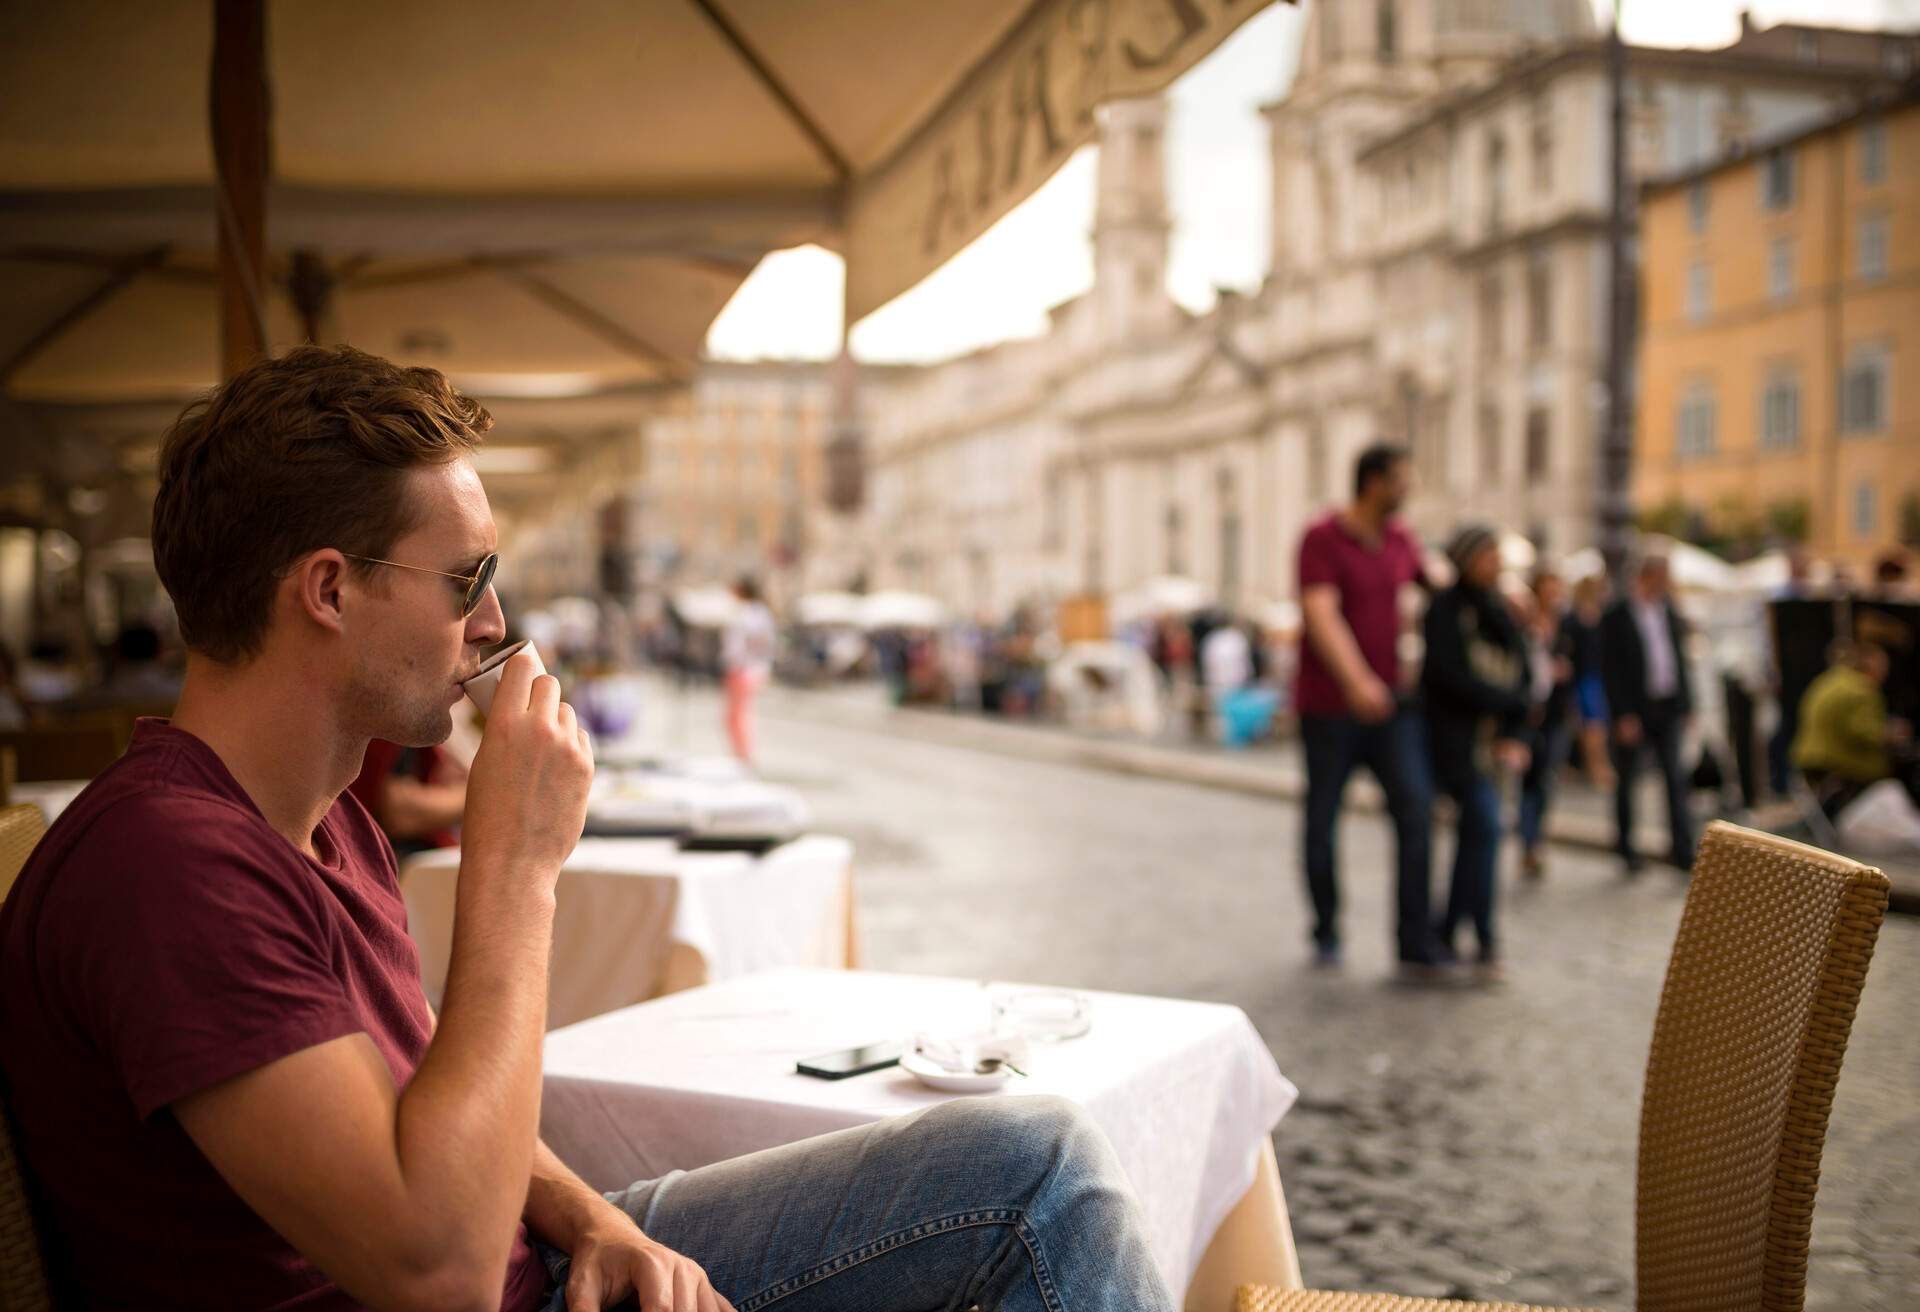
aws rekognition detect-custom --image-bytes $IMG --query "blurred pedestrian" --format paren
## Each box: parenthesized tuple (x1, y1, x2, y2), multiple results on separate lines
(1295, 443, 1448, 977)
(1422, 526, 1531, 982)
(1601, 554, 1697, 876)
(1565, 573, 1614, 791)
(1792, 641, 1920, 853)
(721, 576, 775, 766)
(1516, 570, 1574, 879)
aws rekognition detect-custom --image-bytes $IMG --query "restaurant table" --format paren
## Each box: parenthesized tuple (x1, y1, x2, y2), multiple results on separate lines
(540, 968, 1303, 1308)
(402, 835, 858, 1030)
(9, 779, 86, 824)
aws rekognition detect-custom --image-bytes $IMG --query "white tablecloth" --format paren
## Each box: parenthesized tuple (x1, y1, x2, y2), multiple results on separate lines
(540, 968, 1297, 1298)
(10, 779, 87, 823)
(402, 836, 855, 1030)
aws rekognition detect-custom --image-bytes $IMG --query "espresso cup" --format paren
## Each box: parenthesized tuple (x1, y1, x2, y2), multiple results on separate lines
(463, 639, 547, 716)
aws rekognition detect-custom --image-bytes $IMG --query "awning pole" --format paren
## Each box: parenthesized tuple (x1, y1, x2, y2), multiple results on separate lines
(211, 0, 271, 379)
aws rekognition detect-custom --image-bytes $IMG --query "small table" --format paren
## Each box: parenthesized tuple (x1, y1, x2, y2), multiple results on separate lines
(9, 779, 86, 824)
(403, 835, 858, 1030)
(539, 968, 1302, 1308)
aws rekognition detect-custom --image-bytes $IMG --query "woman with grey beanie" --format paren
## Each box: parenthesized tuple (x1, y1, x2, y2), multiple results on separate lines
(1421, 524, 1533, 981)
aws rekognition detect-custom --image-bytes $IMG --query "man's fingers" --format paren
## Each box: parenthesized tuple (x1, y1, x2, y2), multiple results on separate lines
(529, 671, 561, 721)
(675, 1264, 700, 1311)
(498, 648, 540, 712)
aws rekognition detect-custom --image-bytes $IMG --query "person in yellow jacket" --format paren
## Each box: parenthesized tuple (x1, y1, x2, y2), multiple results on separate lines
(1791, 642, 1910, 809)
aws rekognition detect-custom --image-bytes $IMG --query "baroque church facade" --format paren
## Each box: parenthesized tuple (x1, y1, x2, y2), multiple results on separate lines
(848, 2, 1903, 619)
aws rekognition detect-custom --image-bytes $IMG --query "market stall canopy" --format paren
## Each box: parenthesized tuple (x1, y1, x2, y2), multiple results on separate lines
(1, 0, 1286, 404)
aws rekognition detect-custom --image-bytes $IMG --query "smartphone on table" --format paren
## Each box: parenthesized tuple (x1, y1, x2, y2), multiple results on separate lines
(795, 1040, 904, 1080)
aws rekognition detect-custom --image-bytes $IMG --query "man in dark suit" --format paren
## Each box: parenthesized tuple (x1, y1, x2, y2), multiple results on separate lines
(1601, 554, 1697, 874)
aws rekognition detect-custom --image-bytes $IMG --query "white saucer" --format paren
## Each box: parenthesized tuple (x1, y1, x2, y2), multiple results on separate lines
(899, 1051, 1014, 1094)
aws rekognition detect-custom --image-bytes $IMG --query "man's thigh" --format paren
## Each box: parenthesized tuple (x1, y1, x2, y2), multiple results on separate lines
(580, 1097, 1097, 1312)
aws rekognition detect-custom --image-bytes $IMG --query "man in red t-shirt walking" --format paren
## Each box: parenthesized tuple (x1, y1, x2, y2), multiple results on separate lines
(1294, 444, 1451, 978)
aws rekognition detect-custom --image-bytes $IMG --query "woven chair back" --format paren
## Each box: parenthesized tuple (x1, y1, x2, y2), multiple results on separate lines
(0, 803, 52, 1310)
(1636, 821, 1889, 1311)
(0, 807, 44, 905)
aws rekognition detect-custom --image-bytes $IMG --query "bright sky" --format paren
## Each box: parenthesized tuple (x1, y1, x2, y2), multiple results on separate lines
(705, 0, 1920, 365)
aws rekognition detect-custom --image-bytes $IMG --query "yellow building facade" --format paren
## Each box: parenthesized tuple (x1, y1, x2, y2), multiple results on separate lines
(1637, 94, 1919, 571)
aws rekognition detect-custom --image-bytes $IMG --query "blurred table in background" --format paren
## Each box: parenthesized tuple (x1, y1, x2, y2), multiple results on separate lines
(402, 836, 856, 1030)
(540, 968, 1302, 1309)
(10, 780, 87, 824)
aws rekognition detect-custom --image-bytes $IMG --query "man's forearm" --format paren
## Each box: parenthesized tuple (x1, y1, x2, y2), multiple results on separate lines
(392, 865, 557, 1282)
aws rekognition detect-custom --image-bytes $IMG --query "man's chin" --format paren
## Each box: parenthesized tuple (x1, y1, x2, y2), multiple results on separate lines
(391, 706, 455, 749)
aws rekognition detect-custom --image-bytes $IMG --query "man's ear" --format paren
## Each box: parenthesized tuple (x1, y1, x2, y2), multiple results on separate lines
(290, 549, 351, 636)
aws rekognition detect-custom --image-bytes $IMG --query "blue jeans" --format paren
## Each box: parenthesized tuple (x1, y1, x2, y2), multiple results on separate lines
(535, 1096, 1174, 1312)
(1434, 766, 1502, 960)
(1517, 717, 1571, 853)
(1299, 708, 1442, 964)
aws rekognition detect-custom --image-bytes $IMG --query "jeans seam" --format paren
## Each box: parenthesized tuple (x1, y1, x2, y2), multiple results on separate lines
(736, 1207, 1025, 1311)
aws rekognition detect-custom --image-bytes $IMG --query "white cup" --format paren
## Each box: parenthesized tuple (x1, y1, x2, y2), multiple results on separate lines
(463, 640, 546, 716)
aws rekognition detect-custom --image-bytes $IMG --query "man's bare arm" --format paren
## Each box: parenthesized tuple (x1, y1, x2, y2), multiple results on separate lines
(174, 655, 591, 1312)
(1301, 583, 1392, 718)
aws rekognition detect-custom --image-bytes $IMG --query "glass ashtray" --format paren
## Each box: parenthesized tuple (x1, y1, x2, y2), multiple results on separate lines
(989, 988, 1093, 1042)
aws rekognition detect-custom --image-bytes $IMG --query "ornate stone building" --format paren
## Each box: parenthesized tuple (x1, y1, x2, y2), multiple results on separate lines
(856, 4, 1915, 619)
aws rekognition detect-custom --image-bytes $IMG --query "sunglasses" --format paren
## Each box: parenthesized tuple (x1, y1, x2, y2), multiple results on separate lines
(345, 552, 498, 618)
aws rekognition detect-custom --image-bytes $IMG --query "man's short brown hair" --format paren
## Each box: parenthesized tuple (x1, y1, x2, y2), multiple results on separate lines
(152, 346, 491, 662)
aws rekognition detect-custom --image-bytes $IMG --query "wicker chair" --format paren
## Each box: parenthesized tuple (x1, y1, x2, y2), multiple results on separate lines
(1239, 821, 1891, 1312)
(0, 803, 52, 1311)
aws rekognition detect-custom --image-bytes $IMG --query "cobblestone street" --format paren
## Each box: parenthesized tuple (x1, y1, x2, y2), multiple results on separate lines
(646, 681, 1920, 1309)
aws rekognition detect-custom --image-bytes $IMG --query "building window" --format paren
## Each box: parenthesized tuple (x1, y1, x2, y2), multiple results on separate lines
(1796, 32, 1819, 64)
(1768, 237, 1794, 302)
(1486, 133, 1508, 232)
(1524, 408, 1550, 484)
(1479, 272, 1503, 360)
(1858, 213, 1888, 282)
(1527, 249, 1552, 348)
(1888, 45, 1913, 78)
(1319, 1, 1337, 65)
(1762, 149, 1795, 210)
(1841, 345, 1889, 434)
(1306, 427, 1326, 506)
(1377, 0, 1396, 60)
(1686, 261, 1711, 322)
(1761, 369, 1801, 451)
(1861, 120, 1888, 184)
(1687, 180, 1708, 233)
(1479, 402, 1503, 481)
(1853, 481, 1876, 538)
(1677, 384, 1717, 461)
(1164, 502, 1184, 575)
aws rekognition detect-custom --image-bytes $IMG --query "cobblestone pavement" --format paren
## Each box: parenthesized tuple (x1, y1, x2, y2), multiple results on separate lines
(645, 682, 1920, 1309)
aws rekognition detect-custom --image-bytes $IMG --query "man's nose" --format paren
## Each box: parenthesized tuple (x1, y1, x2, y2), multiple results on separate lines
(466, 584, 506, 648)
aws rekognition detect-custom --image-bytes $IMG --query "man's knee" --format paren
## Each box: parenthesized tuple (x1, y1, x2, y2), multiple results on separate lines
(920, 1094, 1109, 1183)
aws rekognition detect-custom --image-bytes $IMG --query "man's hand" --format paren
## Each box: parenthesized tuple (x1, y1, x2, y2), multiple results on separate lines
(1347, 674, 1396, 724)
(563, 1211, 734, 1312)
(1613, 713, 1642, 747)
(460, 651, 594, 888)
(1889, 718, 1914, 749)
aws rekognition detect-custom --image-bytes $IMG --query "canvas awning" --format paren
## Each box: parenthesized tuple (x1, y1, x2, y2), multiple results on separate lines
(2, 0, 1283, 400)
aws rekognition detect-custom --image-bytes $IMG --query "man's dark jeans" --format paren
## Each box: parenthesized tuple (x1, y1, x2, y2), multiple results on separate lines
(1610, 697, 1697, 870)
(1300, 708, 1442, 964)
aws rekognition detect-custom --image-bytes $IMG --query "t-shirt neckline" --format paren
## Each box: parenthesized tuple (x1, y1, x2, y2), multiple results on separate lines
(132, 718, 348, 874)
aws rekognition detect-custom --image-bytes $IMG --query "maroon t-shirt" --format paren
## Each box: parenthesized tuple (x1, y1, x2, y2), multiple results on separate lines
(0, 720, 546, 1312)
(1294, 512, 1424, 718)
